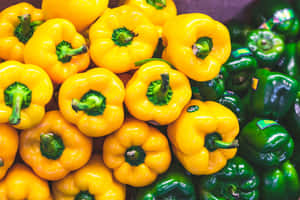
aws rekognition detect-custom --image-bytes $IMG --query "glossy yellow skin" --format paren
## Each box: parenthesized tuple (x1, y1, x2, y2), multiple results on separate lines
(0, 2, 44, 62)
(59, 68, 125, 137)
(24, 19, 90, 84)
(0, 124, 18, 180)
(89, 5, 159, 73)
(0, 164, 52, 200)
(42, 0, 108, 32)
(125, 60, 191, 125)
(168, 100, 239, 175)
(103, 118, 172, 187)
(162, 13, 231, 82)
(20, 111, 93, 181)
(0, 61, 53, 130)
(52, 155, 126, 200)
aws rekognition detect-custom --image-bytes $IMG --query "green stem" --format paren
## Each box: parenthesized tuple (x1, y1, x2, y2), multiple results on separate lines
(75, 191, 95, 200)
(112, 27, 137, 47)
(9, 92, 23, 125)
(229, 184, 240, 198)
(134, 58, 175, 68)
(146, 0, 166, 9)
(205, 132, 239, 152)
(0, 158, 4, 167)
(40, 133, 65, 160)
(56, 41, 88, 63)
(258, 38, 273, 51)
(125, 146, 146, 166)
(192, 37, 213, 59)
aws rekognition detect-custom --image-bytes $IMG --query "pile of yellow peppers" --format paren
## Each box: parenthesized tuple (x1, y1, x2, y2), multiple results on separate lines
(0, 0, 236, 199)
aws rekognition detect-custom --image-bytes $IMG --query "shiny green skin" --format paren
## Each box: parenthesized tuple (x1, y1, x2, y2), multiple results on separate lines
(239, 118, 294, 167)
(246, 29, 285, 67)
(261, 161, 300, 200)
(199, 156, 259, 200)
(284, 91, 300, 139)
(250, 69, 299, 120)
(226, 21, 252, 44)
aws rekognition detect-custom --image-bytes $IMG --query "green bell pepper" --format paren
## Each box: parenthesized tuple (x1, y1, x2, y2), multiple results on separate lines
(239, 118, 294, 167)
(226, 21, 252, 45)
(198, 156, 260, 200)
(246, 29, 285, 67)
(261, 160, 300, 200)
(283, 91, 300, 139)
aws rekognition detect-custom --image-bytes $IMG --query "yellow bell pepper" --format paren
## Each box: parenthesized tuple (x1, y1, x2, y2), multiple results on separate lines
(125, 59, 191, 125)
(24, 18, 90, 84)
(0, 163, 52, 200)
(103, 118, 172, 187)
(0, 124, 18, 180)
(19, 111, 93, 181)
(52, 155, 126, 200)
(167, 99, 239, 175)
(59, 68, 125, 137)
(0, 61, 53, 129)
(42, 0, 108, 32)
(162, 13, 231, 82)
(89, 5, 159, 73)
(0, 2, 44, 62)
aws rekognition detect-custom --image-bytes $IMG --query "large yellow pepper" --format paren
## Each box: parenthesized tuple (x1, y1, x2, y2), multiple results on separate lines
(167, 99, 239, 175)
(42, 0, 108, 32)
(0, 2, 44, 62)
(103, 118, 172, 187)
(52, 155, 126, 200)
(59, 68, 125, 137)
(0, 163, 52, 200)
(19, 111, 93, 181)
(125, 59, 191, 125)
(0, 124, 18, 180)
(0, 61, 53, 129)
(24, 18, 90, 84)
(162, 13, 231, 82)
(89, 5, 159, 73)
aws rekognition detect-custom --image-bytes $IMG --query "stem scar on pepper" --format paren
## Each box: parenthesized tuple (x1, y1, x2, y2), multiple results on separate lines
(192, 37, 213, 59)
(146, 0, 166, 9)
(204, 132, 239, 152)
(40, 133, 65, 160)
(112, 27, 138, 47)
(125, 146, 146, 166)
(0, 158, 4, 167)
(56, 40, 88, 63)
(75, 191, 95, 200)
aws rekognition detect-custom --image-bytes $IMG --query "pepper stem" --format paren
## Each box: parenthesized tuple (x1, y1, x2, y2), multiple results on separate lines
(40, 133, 65, 160)
(229, 184, 240, 198)
(56, 40, 88, 63)
(214, 139, 239, 149)
(0, 158, 4, 167)
(205, 132, 239, 152)
(9, 92, 23, 125)
(193, 37, 213, 59)
(258, 38, 273, 51)
(75, 191, 95, 200)
(146, 0, 166, 9)
(125, 146, 146, 166)
(112, 27, 137, 47)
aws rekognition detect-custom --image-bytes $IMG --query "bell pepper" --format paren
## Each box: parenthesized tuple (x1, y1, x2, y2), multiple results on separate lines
(167, 99, 239, 175)
(162, 13, 231, 82)
(0, 61, 53, 129)
(24, 18, 90, 84)
(19, 110, 93, 181)
(103, 118, 172, 187)
(0, 2, 44, 62)
(198, 156, 260, 200)
(89, 5, 159, 74)
(52, 155, 126, 200)
(226, 20, 252, 45)
(283, 91, 300, 139)
(239, 118, 294, 167)
(0, 124, 18, 180)
(42, 0, 108, 32)
(59, 68, 125, 137)
(261, 160, 300, 200)
(125, 59, 191, 125)
(250, 69, 299, 120)
(0, 163, 52, 200)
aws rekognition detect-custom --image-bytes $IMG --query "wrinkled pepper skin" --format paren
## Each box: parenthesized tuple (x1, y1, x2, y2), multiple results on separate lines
(167, 99, 239, 175)
(0, 2, 44, 62)
(0, 61, 53, 129)
(24, 18, 90, 84)
(199, 156, 260, 200)
(226, 20, 252, 44)
(239, 118, 294, 167)
(125, 60, 191, 125)
(103, 118, 172, 187)
(89, 5, 159, 73)
(261, 161, 300, 200)
(59, 68, 125, 137)
(20, 111, 93, 181)
(162, 13, 231, 82)
(250, 69, 299, 120)
(0, 163, 52, 200)
(52, 155, 126, 200)
(42, 0, 108, 32)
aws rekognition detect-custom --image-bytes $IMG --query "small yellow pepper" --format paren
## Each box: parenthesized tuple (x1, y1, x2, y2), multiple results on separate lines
(20, 111, 93, 181)
(89, 5, 159, 73)
(0, 61, 53, 129)
(0, 2, 44, 62)
(167, 99, 239, 175)
(59, 68, 125, 137)
(103, 118, 172, 187)
(24, 18, 90, 84)
(52, 155, 126, 200)
(0, 163, 52, 200)
(0, 124, 18, 180)
(162, 13, 231, 82)
(125, 59, 191, 125)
